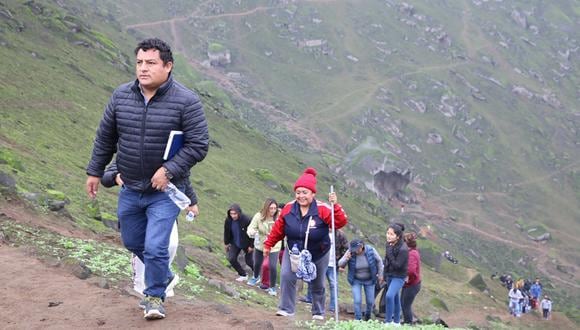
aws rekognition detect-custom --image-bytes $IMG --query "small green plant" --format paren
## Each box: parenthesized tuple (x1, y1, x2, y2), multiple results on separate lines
(182, 282, 204, 296)
(0, 148, 25, 172)
(208, 42, 226, 54)
(60, 238, 75, 249)
(252, 168, 276, 182)
(300, 318, 446, 329)
(184, 263, 205, 280)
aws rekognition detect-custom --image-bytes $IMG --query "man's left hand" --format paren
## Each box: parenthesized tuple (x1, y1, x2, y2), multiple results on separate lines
(151, 167, 170, 190)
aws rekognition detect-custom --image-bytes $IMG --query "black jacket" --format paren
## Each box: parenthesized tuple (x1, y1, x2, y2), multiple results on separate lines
(101, 161, 197, 205)
(86, 75, 209, 192)
(223, 204, 253, 249)
(383, 240, 409, 279)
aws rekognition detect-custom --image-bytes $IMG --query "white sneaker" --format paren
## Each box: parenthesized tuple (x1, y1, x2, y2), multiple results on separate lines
(165, 273, 180, 297)
(276, 310, 295, 317)
(312, 315, 324, 320)
(267, 288, 277, 296)
(235, 275, 248, 282)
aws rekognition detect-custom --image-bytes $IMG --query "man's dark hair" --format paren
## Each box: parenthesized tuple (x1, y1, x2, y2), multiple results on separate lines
(134, 38, 174, 65)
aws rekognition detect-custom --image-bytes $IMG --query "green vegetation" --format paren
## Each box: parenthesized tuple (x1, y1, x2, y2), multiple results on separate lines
(468, 273, 488, 292)
(430, 297, 450, 312)
(300, 319, 447, 330)
(208, 42, 226, 54)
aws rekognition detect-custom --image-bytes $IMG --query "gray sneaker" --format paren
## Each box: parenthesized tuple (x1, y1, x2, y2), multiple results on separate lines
(143, 296, 165, 320)
(138, 298, 147, 310)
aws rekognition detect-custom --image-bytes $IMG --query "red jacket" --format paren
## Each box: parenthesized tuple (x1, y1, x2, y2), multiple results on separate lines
(264, 199, 347, 262)
(404, 248, 421, 287)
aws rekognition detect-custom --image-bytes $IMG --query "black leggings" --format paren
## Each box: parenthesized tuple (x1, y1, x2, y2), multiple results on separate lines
(401, 282, 421, 324)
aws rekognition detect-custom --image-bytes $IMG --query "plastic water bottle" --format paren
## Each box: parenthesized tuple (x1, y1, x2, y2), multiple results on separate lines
(291, 243, 300, 255)
(254, 232, 260, 246)
(165, 182, 190, 210)
(186, 211, 195, 222)
(290, 243, 301, 272)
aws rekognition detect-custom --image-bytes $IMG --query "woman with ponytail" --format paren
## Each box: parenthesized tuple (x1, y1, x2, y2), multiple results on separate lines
(383, 223, 408, 325)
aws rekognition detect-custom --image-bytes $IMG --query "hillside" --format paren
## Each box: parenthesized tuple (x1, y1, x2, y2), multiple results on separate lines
(0, 0, 578, 328)
(110, 0, 580, 321)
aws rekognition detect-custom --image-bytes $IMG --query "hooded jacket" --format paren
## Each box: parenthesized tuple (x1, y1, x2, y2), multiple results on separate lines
(86, 75, 209, 192)
(223, 204, 253, 249)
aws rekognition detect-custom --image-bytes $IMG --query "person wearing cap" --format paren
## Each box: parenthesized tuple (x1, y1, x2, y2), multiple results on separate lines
(383, 223, 408, 325)
(401, 232, 421, 325)
(338, 239, 384, 321)
(263, 167, 348, 320)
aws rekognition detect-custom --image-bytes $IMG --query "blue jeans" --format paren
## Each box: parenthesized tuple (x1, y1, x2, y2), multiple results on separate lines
(351, 279, 375, 320)
(384, 277, 405, 323)
(118, 186, 180, 299)
(306, 266, 337, 310)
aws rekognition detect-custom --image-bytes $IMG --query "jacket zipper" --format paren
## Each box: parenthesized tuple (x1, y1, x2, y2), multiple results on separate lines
(140, 101, 149, 189)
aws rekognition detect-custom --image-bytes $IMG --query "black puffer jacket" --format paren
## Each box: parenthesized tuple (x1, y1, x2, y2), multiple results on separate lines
(86, 75, 209, 192)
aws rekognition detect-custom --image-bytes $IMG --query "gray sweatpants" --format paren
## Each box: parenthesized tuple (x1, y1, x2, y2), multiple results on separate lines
(278, 249, 330, 316)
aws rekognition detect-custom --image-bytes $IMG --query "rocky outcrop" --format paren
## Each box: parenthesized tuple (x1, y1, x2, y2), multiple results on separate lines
(373, 169, 412, 201)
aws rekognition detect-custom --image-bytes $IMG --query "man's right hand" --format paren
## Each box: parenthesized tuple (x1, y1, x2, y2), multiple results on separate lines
(225, 244, 230, 252)
(263, 247, 270, 258)
(86, 176, 100, 199)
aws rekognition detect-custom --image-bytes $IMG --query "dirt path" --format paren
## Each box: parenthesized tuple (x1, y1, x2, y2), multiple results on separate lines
(0, 245, 305, 330)
(414, 193, 579, 289)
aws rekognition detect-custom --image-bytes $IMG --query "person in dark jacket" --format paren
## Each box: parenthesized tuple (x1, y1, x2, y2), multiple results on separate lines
(338, 239, 384, 321)
(401, 231, 421, 325)
(383, 223, 408, 325)
(263, 167, 348, 320)
(85, 38, 209, 320)
(224, 204, 254, 281)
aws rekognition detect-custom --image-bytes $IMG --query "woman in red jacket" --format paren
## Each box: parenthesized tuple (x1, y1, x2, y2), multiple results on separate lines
(263, 167, 348, 320)
(401, 232, 421, 324)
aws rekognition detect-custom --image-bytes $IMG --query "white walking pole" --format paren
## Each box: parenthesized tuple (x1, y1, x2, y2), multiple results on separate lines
(330, 185, 339, 322)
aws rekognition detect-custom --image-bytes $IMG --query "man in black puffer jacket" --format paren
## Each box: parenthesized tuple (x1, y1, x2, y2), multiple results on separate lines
(85, 38, 209, 321)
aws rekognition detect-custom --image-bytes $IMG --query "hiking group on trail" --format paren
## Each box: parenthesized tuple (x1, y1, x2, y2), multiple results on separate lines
(502, 276, 553, 320)
(84, 37, 427, 324)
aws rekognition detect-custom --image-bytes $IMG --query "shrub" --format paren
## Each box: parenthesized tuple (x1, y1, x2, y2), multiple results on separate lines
(430, 297, 449, 312)
(469, 273, 488, 292)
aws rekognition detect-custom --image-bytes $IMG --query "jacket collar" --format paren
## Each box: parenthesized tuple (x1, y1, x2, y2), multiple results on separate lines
(131, 74, 174, 97)
(290, 199, 319, 219)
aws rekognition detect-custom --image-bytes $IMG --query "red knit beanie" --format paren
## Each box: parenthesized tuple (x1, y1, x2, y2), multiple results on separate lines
(294, 167, 317, 193)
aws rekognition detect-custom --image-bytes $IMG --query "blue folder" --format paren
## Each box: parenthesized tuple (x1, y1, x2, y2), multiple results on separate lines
(163, 130, 183, 160)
